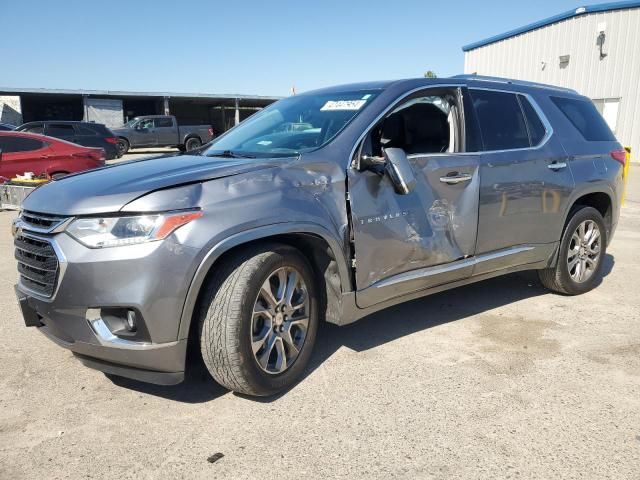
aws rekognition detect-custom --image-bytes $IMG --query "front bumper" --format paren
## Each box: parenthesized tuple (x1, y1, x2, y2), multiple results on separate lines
(15, 229, 201, 385)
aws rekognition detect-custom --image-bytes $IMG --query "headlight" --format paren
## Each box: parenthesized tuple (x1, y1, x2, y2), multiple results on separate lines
(66, 210, 203, 248)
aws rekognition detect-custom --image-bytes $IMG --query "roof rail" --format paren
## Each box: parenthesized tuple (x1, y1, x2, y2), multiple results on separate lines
(452, 74, 578, 94)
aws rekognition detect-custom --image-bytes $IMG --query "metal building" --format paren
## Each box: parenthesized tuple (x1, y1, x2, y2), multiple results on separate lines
(463, 1, 640, 161)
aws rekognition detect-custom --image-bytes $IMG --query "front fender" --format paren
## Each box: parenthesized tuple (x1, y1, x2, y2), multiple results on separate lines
(176, 222, 351, 340)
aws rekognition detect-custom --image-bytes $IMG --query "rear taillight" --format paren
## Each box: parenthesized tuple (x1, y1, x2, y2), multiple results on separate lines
(610, 149, 627, 166)
(105, 137, 118, 144)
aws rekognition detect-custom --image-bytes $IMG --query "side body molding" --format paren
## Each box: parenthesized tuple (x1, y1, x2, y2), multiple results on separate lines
(177, 222, 352, 339)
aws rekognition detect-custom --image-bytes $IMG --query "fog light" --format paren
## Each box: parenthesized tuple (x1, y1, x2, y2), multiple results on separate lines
(126, 310, 137, 332)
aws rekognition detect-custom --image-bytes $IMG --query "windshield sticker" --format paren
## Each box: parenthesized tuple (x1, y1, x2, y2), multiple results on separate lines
(320, 100, 367, 111)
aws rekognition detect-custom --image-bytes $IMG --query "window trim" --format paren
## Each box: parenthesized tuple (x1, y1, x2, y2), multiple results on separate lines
(468, 87, 553, 154)
(350, 84, 554, 166)
(349, 84, 467, 167)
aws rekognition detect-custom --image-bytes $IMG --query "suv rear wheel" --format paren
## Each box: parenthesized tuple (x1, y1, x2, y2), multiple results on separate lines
(199, 244, 318, 396)
(538, 206, 607, 295)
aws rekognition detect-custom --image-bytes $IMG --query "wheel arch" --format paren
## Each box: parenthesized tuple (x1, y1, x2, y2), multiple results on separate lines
(563, 187, 614, 241)
(177, 223, 352, 341)
(182, 133, 202, 145)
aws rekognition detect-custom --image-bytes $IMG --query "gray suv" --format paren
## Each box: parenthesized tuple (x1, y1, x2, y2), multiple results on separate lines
(13, 76, 625, 396)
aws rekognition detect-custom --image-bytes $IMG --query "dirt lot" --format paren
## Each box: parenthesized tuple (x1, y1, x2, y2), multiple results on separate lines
(1, 168, 639, 479)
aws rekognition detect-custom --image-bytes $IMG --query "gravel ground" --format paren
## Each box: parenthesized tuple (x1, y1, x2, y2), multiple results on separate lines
(0, 168, 638, 479)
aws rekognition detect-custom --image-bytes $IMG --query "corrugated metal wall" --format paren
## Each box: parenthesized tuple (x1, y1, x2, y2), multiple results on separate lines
(464, 7, 640, 162)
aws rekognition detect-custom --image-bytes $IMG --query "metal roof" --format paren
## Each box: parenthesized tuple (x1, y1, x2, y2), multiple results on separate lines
(0, 86, 280, 101)
(462, 1, 640, 51)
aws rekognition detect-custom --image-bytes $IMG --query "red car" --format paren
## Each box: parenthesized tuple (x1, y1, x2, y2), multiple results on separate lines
(0, 131, 105, 181)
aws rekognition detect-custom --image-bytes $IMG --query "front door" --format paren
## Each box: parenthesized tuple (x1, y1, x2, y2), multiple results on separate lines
(130, 118, 157, 147)
(348, 88, 480, 308)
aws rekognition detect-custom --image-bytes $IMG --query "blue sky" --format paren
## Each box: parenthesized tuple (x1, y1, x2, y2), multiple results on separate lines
(1, 0, 583, 96)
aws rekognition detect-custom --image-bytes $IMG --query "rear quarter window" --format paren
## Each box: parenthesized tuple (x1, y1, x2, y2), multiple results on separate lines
(550, 96, 615, 141)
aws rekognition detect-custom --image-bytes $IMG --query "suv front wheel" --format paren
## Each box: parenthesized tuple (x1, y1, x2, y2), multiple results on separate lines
(538, 206, 607, 295)
(199, 244, 319, 396)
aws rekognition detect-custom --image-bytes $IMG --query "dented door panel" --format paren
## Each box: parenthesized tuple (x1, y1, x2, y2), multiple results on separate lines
(349, 154, 480, 308)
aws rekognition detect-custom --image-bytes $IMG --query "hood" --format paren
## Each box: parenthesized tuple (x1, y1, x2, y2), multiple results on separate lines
(23, 154, 290, 215)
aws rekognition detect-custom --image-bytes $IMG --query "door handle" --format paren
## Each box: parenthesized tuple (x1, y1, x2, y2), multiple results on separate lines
(439, 173, 472, 184)
(548, 162, 567, 171)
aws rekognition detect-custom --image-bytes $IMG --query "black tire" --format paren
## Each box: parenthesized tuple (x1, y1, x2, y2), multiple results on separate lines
(199, 244, 319, 396)
(538, 206, 607, 295)
(117, 138, 129, 156)
(177, 145, 186, 152)
(185, 137, 201, 151)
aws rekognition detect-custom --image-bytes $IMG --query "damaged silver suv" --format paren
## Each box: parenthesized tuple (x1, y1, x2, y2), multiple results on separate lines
(14, 76, 625, 396)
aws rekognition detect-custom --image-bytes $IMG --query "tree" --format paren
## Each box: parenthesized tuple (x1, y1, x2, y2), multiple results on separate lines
(424, 70, 437, 78)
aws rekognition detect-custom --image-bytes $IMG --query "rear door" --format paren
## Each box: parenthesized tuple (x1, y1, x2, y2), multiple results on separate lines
(73, 124, 102, 149)
(348, 87, 481, 308)
(154, 117, 177, 145)
(470, 89, 574, 274)
(45, 123, 77, 144)
(0, 135, 51, 178)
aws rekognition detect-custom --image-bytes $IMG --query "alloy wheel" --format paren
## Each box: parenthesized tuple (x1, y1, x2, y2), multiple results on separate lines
(567, 219, 601, 283)
(251, 266, 310, 374)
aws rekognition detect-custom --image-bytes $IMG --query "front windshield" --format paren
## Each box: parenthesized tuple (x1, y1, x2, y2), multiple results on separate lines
(203, 90, 379, 158)
(124, 118, 139, 127)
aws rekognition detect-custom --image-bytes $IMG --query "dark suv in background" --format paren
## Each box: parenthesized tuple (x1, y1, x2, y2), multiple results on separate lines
(14, 76, 625, 397)
(16, 121, 121, 160)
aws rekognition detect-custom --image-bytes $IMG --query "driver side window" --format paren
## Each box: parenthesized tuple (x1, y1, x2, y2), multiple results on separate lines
(366, 92, 460, 158)
(139, 119, 154, 129)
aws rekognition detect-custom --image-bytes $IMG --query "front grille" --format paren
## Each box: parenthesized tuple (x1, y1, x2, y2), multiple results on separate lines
(20, 210, 68, 232)
(14, 234, 60, 297)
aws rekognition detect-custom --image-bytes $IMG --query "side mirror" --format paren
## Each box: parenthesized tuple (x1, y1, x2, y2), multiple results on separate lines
(383, 148, 416, 195)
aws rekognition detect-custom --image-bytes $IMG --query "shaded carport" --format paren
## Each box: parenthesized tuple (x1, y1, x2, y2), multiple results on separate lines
(20, 93, 84, 122)
(0, 87, 280, 132)
(168, 96, 274, 135)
